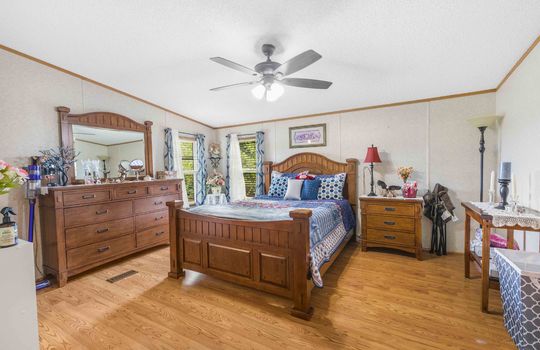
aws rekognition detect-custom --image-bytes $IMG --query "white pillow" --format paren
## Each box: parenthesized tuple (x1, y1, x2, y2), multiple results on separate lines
(284, 179, 304, 200)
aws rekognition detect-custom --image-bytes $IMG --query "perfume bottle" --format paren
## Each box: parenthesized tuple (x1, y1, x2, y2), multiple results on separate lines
(0, 207, 18, 248)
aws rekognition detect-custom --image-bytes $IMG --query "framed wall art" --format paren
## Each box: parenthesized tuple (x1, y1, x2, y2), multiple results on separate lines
(289, 123, 327, 148)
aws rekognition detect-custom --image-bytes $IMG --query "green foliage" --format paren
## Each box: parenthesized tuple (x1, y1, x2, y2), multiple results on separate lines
(184, 173, 195, 201)
(240, 140, 257, 197)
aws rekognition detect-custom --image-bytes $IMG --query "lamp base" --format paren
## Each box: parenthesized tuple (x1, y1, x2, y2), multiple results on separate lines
(367, 192, 377, 197)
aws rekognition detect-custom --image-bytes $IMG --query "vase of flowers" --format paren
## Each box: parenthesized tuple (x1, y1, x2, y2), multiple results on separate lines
(0, 160, 28, 195)
(397, 166, 417, 198)
(206, 172, 225, 195)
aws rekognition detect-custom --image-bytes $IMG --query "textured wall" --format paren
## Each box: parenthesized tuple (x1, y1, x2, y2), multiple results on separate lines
(217, 93, 498, 253)
(0, 49, 216, 276)
(496, 42, 540, 252)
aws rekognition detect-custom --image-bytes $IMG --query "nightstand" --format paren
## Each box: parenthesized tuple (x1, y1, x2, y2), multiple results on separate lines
(360, 196, 423, 260)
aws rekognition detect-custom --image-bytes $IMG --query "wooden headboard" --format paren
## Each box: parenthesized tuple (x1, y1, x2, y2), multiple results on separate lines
(263, 152, 358, 208)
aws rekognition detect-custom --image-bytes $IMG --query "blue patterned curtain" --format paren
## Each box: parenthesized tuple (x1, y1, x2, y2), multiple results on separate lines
(164, 128, 174, 171)
(225, 135, 231, 202)
(255, 131, 264, 196)
(195, 134, 207, 205)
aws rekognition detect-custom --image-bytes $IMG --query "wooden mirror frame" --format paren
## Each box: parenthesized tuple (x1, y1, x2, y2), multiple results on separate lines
(57, 106, 153, 184)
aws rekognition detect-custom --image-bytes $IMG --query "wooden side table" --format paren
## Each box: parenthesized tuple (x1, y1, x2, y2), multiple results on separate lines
(360, 196, 423, 260)
(462, 201, 540, 313)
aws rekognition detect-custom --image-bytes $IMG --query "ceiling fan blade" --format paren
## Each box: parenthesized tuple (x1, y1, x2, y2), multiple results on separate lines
(210, 57, 258, 76)
(210, 81, 259, 91)
(280, 78, 332, 89)
(276, 50, 322, 76)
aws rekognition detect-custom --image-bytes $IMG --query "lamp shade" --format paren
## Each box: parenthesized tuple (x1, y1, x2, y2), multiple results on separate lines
(467, 115, 503, 128)
(364, 145, 382, 163)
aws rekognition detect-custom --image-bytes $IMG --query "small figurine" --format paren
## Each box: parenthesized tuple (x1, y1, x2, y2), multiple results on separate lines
(377, 180, 401, 198)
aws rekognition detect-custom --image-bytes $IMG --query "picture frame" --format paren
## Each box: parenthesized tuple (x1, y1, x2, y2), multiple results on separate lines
(289, 123, 327, 148)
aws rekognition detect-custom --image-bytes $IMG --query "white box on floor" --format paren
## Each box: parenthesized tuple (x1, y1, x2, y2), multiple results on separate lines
(0, 240, 39, 350)
(494, 248, 540, 350)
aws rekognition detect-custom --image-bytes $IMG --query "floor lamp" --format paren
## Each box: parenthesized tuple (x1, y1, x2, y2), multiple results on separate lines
(468, 115, 502, 202)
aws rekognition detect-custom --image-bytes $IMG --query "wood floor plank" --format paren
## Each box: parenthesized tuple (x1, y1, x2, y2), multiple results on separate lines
(38, 243, 516, 349)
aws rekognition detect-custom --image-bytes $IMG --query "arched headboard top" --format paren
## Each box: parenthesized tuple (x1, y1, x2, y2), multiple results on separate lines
(263, 152, 358, 207)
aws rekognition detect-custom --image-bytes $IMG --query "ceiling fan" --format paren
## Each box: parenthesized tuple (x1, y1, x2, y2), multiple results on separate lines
(209, 44, 332, 101)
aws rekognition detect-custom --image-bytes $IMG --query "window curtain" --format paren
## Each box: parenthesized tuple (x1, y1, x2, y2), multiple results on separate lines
(255, 131, 265, 196)
(226, 134, 246, 202)
(164, 128, 189, 208)
(195, 134, 207, 205)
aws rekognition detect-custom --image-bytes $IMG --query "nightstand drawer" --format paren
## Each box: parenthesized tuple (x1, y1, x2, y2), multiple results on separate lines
(367, 229, 415, 246)
(365, 203, 415, 217)
(367, 214, 415, 232)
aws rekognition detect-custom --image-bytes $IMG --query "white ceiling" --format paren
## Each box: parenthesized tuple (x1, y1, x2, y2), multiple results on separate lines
(73, 125, 143, 146)
(1, 1, 540, 128)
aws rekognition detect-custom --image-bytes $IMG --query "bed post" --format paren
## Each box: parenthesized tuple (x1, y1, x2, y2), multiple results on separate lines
(345, 158, 358, 209)
(263, 161, 273, 194)
(290, 209, 313, 320)
(167, 200, 184, 279)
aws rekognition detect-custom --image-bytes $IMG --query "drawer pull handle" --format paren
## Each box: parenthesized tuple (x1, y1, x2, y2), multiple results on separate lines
(97, 246, 110, 253)
(96, 209, 109, 215)
(384, 235, 396, 240)
(160, 186, 169, 190)
(384, 221, 396, 226)
(155, 216, 164, 221)
(96, 228, 109, 234)
(155, 231, 165, 236)
(384, 207, 396, 212)
(154, 201, 163, 205)
(127, 190, 138, 194)
(82, 194, 96, 199)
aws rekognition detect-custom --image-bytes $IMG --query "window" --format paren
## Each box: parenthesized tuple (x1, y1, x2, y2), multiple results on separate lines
(239, 138, 257, 197)
(179, 138, 198, 203)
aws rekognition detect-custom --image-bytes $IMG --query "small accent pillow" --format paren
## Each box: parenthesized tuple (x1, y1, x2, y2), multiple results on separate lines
(301, 179, 321, 200)
(317, 173, 347, 200)
(295, 170, 315, 180)
(268, 176, 289, 197)
(284, 179, 304, 200)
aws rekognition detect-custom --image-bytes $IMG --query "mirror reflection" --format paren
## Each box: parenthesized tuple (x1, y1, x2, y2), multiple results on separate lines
(72, 125, 145, 180)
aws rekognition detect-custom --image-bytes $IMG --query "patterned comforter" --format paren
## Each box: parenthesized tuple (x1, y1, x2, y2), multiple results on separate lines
(187, 196, 355, 287)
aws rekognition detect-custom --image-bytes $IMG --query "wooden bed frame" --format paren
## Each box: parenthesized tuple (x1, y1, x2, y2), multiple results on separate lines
(167, 153, 358, 319)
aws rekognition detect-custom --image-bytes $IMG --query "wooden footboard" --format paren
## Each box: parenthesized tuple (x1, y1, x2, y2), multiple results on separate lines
(167, 200, 314, 319)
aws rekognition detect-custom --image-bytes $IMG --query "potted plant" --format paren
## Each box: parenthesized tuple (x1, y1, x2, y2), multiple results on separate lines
(206, 172, 225, 195)
(0, 160, 28, 195)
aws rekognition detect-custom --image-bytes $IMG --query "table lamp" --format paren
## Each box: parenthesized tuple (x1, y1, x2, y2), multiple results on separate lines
(364, 144, 382, 196)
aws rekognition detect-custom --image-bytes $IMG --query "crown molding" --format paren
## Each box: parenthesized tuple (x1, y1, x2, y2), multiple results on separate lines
(0, 44, 213, 129)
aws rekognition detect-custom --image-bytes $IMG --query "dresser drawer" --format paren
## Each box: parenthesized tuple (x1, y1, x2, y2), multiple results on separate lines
(114, 186, 147, 199)
(67, 234, 135, 269)
(136, 225, 168, 248)
(64, 201, 133, 228)
(134, 194, 178, 214)
(135, 209, 168, 231)
(65, 217, 134, 249)
(366, 229, 415, 246)
(63, 190, 111, 206)
(366, 214, 415, 232)
(365, 202, 415, 217)
(148, 183, 179, 196)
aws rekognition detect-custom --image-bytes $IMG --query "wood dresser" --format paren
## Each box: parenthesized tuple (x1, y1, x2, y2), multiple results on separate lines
(39, 179, 181, 286)
(360, 196, 423, 260)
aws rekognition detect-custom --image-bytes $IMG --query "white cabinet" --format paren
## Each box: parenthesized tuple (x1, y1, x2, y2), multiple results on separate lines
(0, 240, 39, 350)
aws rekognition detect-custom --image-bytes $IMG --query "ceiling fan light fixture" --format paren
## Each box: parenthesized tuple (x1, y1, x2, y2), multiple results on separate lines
(251, 84, 266, 100)
(265, 83, 284, 102)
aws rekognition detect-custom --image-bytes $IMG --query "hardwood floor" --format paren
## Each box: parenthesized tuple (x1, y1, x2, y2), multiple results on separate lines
(37, 242, 515, 349)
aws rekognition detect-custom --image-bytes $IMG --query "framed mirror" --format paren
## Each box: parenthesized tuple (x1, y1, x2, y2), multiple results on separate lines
(57, 106, 153, 184)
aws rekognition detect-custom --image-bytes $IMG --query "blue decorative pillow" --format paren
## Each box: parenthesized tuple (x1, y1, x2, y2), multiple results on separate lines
(317, 173, 346, 200)
(268, 176, 289, 197)
(301, 179, 321, 200)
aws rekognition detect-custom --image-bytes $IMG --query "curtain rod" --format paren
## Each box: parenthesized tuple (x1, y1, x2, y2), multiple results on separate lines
(226, 131, 264, 138)
(178, 131, 199, 137)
